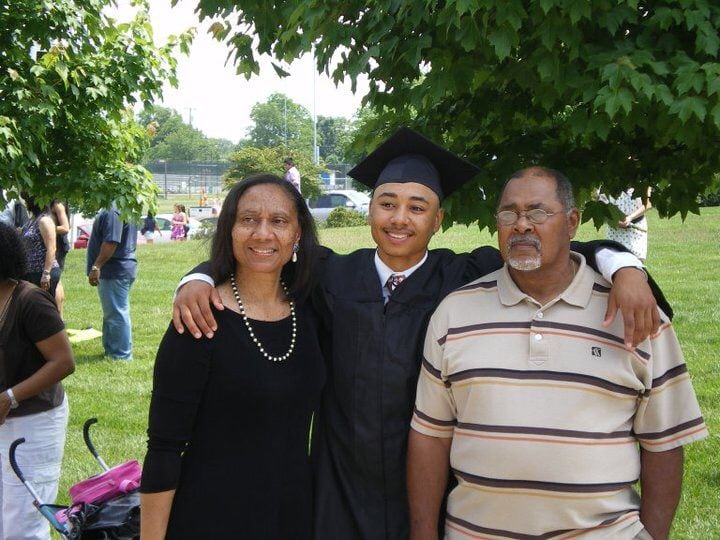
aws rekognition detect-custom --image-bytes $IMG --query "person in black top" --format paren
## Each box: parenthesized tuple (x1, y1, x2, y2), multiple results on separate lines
(50, 199, 70, 319)
(19, 193, 60, 297)
(0, 221, 75, 539)
(140, 175, 325, 539)
(172, 129, 668, 539)
(140, 211, 162, 244)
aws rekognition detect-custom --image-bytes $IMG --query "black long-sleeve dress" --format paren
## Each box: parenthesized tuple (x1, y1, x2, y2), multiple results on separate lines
(141, 303, 325, 539)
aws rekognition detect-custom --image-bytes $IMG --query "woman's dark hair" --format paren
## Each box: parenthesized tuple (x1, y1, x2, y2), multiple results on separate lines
(0, 221, 27, 280)
(20, 191, 49, 216)
(210, 174, 319, 300)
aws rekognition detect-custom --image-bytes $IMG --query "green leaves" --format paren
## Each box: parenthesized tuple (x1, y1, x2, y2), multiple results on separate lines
(225, 145, 323, 200)
(671, 96, 708, 123)
(488, 27, 514, 60)
(0, 0, 187, 219)
(247, 93, 314, 155)
(599, 87, 634, 117)
(191, 0, 720, 226)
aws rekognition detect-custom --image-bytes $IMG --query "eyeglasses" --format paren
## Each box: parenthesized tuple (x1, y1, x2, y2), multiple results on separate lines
(495, 208, 561, 226)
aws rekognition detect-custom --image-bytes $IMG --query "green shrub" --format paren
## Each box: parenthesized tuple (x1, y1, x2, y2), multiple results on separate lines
(325, 207, 367, 228)
(699, 192, 720, 207)
(193, 219, 217, 240)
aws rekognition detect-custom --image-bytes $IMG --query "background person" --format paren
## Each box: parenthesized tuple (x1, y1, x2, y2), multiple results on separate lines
(86, 203, 137, 361)
(141, 211, 162, 244)
(170, 204, 185, 241)
(50, 199, 70, 319)
(20, 192, 60, 297)
(603, 186, 653, 262)
(408, 167, 707, 539)
(283, 157, 301, 193)
(140, 175, 325, 539)
(0, 197, 29, 230)
(0, 221, 75, 540)
(179, 204, 190, 240)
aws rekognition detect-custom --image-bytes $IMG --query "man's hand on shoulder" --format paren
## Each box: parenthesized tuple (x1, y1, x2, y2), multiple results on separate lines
(172, 281, 223, 339)
(603, 267, 660, 348)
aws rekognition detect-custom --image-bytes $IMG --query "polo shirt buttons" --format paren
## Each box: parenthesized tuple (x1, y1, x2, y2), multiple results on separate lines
(534, 333, 543, 341)
(536, 311, 544, 319)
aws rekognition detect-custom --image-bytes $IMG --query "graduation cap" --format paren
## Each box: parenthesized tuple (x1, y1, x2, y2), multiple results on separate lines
(347, 127, 481, 201)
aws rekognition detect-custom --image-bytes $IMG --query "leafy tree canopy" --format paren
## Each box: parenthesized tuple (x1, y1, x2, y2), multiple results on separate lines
(139, 105, 236, 162)
(224, 145, 323, 199)
(1, 0, 191, 218)
(197, 0, 720, 229)
(247, 93, 313, 157)
(317, 115, 352, 164)
(207, 137, 238, 161)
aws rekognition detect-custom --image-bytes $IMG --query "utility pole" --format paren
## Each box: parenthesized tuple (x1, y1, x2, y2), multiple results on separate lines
(159, 159, 168, 199)
(187, 107, 195, 127)
(283, 97, 288, 147)
(312, 47, 318, 165)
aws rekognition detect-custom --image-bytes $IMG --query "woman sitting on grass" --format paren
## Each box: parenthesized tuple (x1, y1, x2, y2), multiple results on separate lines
(140, 175, 325, 539)
(0, 221, 75, 540)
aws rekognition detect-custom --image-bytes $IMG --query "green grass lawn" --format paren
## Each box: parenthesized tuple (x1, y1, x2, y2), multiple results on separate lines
(55, 208, 719, 537)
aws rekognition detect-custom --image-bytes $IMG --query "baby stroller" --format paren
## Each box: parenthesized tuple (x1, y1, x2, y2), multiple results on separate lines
(9, 418, 141, 539)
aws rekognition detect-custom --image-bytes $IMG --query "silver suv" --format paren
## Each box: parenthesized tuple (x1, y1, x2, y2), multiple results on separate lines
(308, 190, 370, 222)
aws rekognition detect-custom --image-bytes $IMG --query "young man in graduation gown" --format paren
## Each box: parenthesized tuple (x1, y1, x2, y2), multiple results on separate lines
(172, 128, 668, 540)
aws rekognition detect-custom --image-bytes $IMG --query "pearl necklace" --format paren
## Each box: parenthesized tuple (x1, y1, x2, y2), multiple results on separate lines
(230, 273, 297, 362)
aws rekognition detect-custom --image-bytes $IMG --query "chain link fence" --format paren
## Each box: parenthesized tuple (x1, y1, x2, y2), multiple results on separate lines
(145, 161, 232, 198)
(145, 161, 364, 196)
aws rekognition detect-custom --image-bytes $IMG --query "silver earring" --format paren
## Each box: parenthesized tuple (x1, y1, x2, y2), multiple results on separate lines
(292, 242, 299, 263)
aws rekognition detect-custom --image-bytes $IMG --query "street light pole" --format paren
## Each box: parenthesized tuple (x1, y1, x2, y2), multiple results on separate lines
(159, 159, 168, 199)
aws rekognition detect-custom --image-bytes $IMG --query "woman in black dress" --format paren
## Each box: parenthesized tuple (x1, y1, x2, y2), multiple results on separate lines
(140, 175, 325, 539)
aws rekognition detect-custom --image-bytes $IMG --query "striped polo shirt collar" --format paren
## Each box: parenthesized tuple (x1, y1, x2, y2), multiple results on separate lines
(498, 252, 594, 308)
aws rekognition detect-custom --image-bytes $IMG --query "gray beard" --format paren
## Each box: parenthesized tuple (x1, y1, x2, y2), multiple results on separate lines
(506, 234, 542, 271)
(508, 254, 542, 271)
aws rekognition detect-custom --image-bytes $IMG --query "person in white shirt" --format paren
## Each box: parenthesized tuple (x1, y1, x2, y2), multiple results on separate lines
(283, 157, 302, 194)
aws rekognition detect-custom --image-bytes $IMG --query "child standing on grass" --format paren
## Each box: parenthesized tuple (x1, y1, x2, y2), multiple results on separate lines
(141, 212, 162, 244)
(179, 205, 190, 240)
(170, 205, 185, 241)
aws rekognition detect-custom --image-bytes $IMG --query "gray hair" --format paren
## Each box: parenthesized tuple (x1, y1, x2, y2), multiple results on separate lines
(500, 166, 575, 210)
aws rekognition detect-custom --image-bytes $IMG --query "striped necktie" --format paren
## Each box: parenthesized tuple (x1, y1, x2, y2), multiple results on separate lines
(385, 273, 406, 295)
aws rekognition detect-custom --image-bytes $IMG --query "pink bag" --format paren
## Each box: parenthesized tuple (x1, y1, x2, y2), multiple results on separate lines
(69, 460, 142, 505)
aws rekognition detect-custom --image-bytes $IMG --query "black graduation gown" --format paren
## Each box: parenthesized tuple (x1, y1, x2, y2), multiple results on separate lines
(310, 241, 672, 540)
(312, 246, 503, 540)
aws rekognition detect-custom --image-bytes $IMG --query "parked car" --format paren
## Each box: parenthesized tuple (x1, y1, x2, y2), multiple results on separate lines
(197, 216, 218, 227)
(308, 190, 370, 222)
(73, 224, 91, 249)
(74, 215, 202, 247)
(137, 214, 202, 243)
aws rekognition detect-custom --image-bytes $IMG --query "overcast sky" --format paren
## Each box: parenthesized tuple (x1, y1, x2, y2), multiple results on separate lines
(112, 0, 369, 143)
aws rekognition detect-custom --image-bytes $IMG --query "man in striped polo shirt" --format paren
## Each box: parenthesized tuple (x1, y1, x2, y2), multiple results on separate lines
(408, 166, 708, 540)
